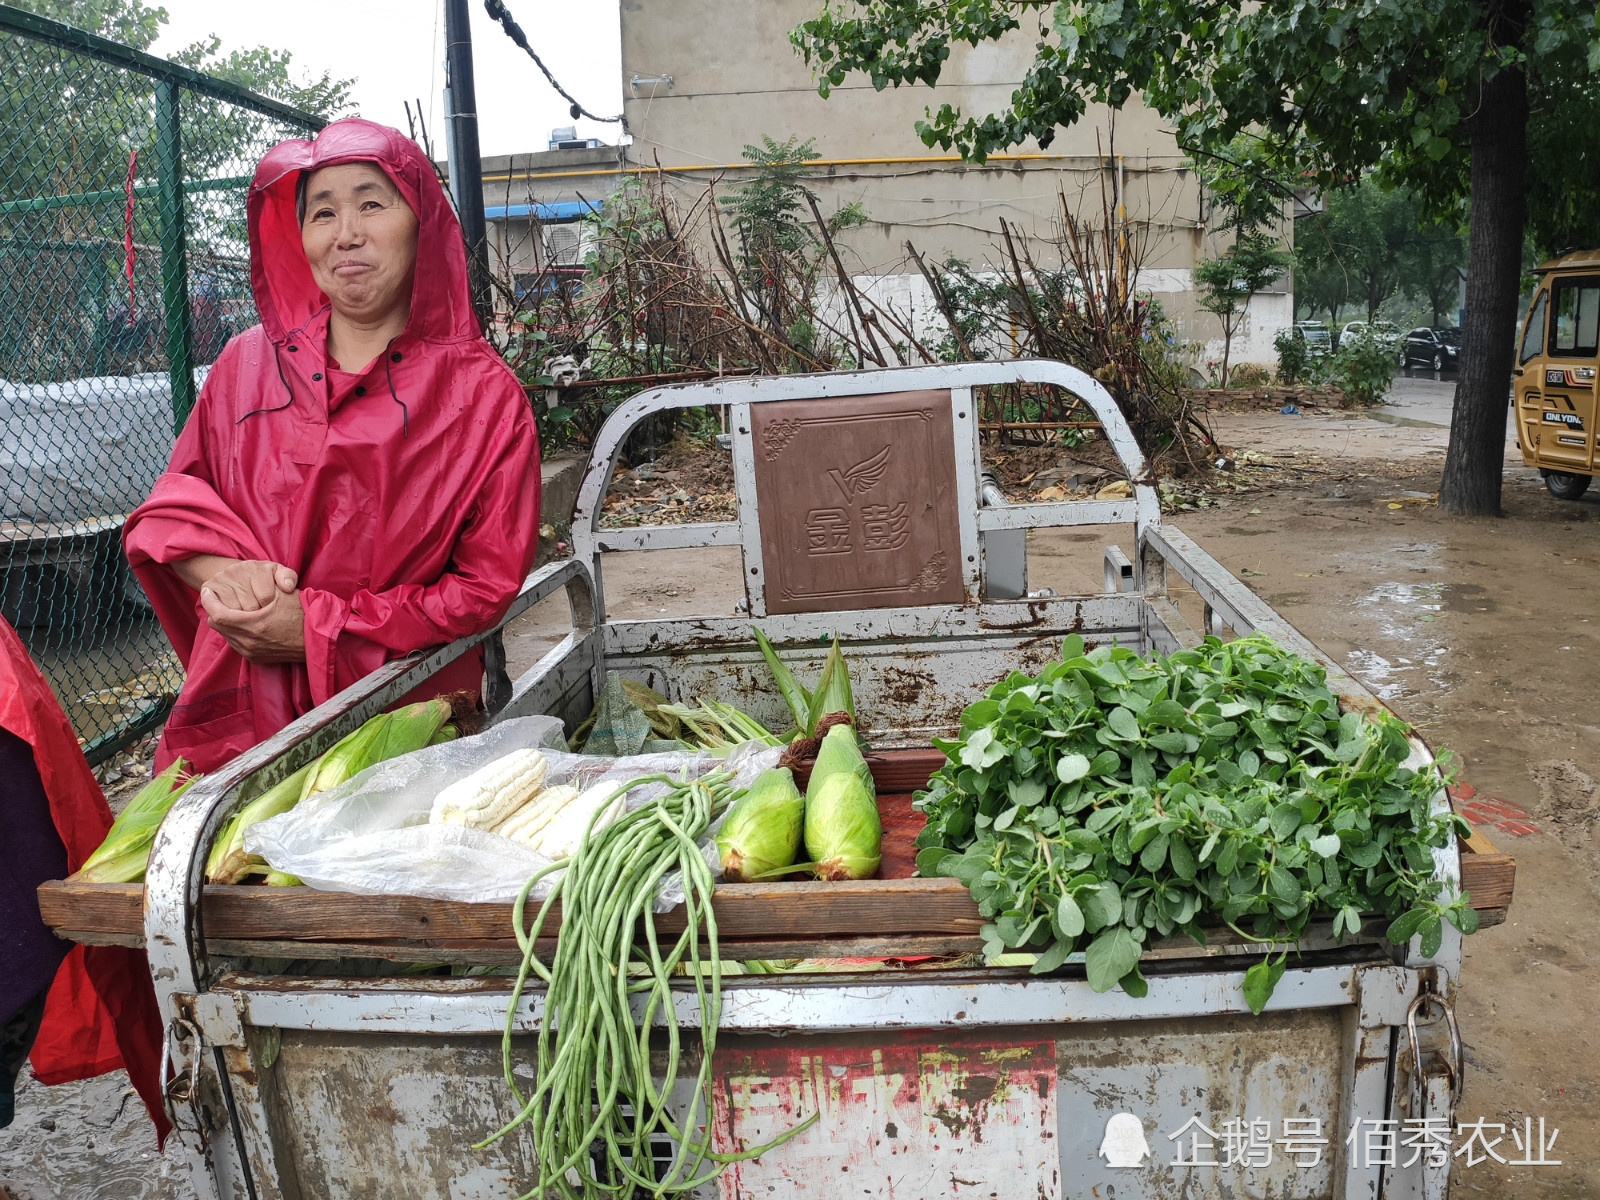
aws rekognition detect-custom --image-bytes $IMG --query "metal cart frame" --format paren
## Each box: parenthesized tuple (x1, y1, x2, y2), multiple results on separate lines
(140, 361, 1464, 1200)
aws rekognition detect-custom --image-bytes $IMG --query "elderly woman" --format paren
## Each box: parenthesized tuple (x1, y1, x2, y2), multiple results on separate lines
(125, 120, 540, 773)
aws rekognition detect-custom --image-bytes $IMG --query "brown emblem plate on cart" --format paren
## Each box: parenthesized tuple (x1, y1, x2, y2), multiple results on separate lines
(750, 390, 964, 614)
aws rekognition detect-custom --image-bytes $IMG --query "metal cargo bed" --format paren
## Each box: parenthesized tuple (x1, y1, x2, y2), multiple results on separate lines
(57, 362, 1478, 1200)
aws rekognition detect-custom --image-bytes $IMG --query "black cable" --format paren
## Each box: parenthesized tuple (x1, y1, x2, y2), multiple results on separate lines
(482, 0, 626, 128)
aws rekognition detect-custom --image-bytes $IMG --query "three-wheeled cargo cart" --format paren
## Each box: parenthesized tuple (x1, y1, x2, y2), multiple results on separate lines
(40, 361, 1512, 1200)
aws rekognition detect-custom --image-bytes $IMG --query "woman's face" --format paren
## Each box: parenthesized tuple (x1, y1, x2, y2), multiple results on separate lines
(300, 162, 419, 326)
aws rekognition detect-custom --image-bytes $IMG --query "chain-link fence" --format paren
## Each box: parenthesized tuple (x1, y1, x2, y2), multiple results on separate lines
(0, 7, 322, 762)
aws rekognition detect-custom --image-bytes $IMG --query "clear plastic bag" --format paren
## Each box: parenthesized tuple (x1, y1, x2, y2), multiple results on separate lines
(246, 715, 781, 906)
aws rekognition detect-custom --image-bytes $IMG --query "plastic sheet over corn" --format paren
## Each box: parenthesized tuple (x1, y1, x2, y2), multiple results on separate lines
(245, 717, 782, 906)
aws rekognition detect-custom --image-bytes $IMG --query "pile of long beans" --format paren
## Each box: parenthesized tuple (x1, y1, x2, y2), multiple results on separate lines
(480, 771, 815, 1198)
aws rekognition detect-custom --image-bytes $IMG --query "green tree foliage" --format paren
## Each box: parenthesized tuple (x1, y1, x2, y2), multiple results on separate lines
(1398, 218, 1469, 328)
(719, 136, 868, 365)
(1294, 182, 1467, 327)
(794, 0, 1600, 514)
(1194, 234, 1292, 387)
(1293, 214, 1353, 328)
(1188, 135, 1294, 387)
(1190, 133, 1299, 238)
(2, 0, 349, 207)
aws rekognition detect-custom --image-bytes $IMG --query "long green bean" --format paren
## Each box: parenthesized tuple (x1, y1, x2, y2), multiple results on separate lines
(479, 771, 817, 1198)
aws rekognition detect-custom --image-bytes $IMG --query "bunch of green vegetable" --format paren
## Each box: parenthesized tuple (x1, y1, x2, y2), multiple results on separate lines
(487, 771, 815, 1197)
(659, 700, 783, 750)
(569, 672, 781, 755)
(915, 634, 1475, 1010)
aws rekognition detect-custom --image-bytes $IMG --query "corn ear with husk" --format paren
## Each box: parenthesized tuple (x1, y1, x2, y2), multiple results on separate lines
(73, 760, 198, 884)
(210, 699, 450, 885)
(207, 762, 314, 884)
(716, 767, 804, 882)
(299, 699, 450, 802)
(801, 724, 880, 880)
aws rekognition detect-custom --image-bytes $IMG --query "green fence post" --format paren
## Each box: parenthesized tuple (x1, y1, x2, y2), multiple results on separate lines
(155, 79, 195, 433)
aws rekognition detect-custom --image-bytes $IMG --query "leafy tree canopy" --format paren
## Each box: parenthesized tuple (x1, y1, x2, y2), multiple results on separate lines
(794, 0, 1597, 221)
(9, 0, 352, 118)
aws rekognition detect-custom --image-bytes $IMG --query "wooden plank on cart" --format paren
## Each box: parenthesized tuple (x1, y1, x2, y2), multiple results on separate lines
(1458, 820, 1515, 923)
(37, 875, 989, 946)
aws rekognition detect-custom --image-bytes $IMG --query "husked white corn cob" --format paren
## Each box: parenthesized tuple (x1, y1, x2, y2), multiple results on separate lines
(492, 784, 580, 847)
(537, 782, 629, 861)
(430, 749, 549, 829)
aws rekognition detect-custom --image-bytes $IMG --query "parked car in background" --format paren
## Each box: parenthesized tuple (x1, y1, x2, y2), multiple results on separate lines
(1338, 320, 1402, 349)
(1400, 327, 1462, 372)
(1292, 321, 1333, 356)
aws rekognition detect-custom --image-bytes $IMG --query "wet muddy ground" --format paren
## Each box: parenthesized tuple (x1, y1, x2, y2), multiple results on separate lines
(6, 379, 1594, 1197)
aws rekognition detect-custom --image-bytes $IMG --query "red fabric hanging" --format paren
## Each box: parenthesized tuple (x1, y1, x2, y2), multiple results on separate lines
(1, 619, 170, 1144)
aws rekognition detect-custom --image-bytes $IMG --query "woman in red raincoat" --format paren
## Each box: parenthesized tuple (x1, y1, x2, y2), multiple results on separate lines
(125, 119, 540, 773)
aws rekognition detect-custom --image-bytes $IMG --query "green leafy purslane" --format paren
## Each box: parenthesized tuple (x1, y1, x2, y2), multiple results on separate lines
(914, 634, 1477, 1011)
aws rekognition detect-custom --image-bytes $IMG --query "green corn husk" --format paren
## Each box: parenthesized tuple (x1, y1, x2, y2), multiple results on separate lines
(264, 870, 303, 887)
(74, 760, 199, 884)
(297, 715, 388, 801)
(751, 625, 814, 733)
(209, 699, 450, 885)
(354, 698, 452, 779)
(804, 772, 882, 881)
(206, 761, 315, 885)
(806, 721, 873, 801)
(802, 724, 880, 881)
(716, 767, 805, 882)
(430, 724, 459, 746)
(805, 636, 856, 732)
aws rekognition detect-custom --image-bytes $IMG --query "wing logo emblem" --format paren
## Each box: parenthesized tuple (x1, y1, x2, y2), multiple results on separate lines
(828, 444, 891, 502)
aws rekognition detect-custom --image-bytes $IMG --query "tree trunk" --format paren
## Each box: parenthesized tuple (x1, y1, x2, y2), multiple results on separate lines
(1439, 48, 1528, 515)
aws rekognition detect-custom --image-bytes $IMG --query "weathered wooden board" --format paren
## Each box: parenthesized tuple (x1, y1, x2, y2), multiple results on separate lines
(37, 873, 986, 946)
(1458, 821, 1515, 913)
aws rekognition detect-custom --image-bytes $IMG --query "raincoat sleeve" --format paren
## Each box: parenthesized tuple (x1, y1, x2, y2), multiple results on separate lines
(123, 352, 271, 670)
(296, 412, 540, 703)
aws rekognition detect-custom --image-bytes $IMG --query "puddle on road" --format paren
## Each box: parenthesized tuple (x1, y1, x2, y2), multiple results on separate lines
(1343, 577, 1481, 719)
(1, 1068, 195, 1200)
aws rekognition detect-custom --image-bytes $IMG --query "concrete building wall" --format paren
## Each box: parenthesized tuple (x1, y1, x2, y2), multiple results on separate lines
(482, 0, 1294, 370)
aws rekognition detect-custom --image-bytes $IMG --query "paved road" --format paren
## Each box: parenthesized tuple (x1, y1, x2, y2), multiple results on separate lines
(1378, 372, 1518, 444)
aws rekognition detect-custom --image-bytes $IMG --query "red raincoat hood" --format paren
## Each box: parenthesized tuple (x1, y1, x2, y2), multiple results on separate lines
(248, 118, 480, 346)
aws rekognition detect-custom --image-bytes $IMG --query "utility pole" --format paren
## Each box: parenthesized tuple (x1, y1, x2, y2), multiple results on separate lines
(443, 0, 491, 323)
